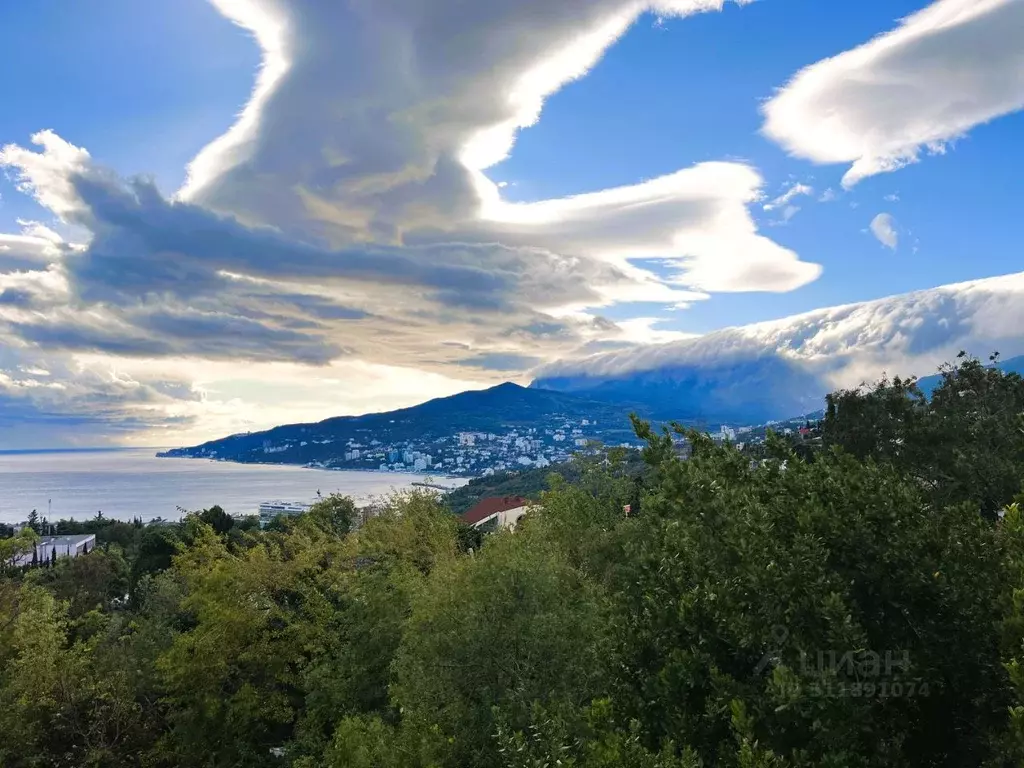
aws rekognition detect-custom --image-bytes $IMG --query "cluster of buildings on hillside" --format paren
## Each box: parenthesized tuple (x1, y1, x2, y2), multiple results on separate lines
(296, 418, 638, 477)
(180, 411, 823, 480)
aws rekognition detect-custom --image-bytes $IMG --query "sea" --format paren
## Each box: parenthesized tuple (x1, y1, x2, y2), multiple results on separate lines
(0, 448, 468, 524)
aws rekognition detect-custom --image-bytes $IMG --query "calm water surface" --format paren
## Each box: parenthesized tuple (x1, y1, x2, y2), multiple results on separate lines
(0, 449, 467, 523)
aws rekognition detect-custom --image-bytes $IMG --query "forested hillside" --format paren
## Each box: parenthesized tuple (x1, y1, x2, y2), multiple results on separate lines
(4, 354, 1024, 767)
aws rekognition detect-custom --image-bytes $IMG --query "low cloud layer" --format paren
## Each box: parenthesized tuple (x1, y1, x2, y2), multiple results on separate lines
(762, 0, 1024, 186)
(536, 271, 1024, 406)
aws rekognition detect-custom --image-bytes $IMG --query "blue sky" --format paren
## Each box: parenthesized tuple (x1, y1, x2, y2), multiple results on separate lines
(0, 0, 1022, 447)
(490, 0, 1024, 330)
(0, 0, 256, 208)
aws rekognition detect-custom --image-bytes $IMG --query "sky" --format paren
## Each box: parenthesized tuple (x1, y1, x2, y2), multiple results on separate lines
(0, 0, 1022, 448)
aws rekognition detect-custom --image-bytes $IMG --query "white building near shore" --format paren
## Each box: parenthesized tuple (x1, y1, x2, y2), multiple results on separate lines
(14, 534, 97, 567)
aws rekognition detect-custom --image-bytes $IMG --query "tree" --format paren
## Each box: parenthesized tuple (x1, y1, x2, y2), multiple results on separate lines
(493, 699, 702, 768)
(130, 526, 180, 599)
(155, 524, 299, 766)
(152, 494, 439, 767)
(97, 520, 140, 552)
(306, 494, 355, 536)
(26, 509, 40, 535)
(0, 584, 150, 767)
(391, 529, 607, 768)
(27, 548, 129, 619)
(608, 422, 1013, 766)
(198, 504, 234, 535)
(455, 521, 484, 553)
(0, 527, 38, 571)
(823, 352, 1024, 518)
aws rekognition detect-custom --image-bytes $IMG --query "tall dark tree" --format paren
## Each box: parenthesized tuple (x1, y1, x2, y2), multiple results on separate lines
(129, 526, 180, 597)
(198, 505, 234, 535)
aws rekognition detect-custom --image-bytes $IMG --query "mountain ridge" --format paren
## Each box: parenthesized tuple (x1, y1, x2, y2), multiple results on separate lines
(157, 383, 654, 474)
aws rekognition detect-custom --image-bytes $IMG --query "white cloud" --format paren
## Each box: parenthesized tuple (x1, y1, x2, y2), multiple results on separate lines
(870, 213, 899, 250)
(0, 348, 484, 449)
(763, 182, 813, 211)
(818, 188, 838, 203)
(470, 162, 820, 293)
(762, 0, 1024, 187)
(884, 193, 900, 202)
(173, 0, 812, 295)
(0, 131, 92, 218)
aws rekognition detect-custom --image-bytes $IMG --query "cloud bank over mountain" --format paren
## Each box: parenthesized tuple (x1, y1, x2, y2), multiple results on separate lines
(534, 271, 1024, 424)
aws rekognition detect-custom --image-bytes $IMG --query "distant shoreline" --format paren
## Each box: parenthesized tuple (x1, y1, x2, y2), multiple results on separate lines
(0, 447, 144, 456)
(0, 455, 471, 526)
(155, 452, 474, 482)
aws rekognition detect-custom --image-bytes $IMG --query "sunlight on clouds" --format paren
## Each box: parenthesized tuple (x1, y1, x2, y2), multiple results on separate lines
(615, 317, 701, 344)
(0, 0, 815, 445)
(178, 0, 291, 203)
(66, 354, 488, 446)
(0, 131, 91, 218)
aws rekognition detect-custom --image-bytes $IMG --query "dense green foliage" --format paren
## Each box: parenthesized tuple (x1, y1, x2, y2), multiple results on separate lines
(3, 354, 1024, 767)
(824, 352, 1024, 518)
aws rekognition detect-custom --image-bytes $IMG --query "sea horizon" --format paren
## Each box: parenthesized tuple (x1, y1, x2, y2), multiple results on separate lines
(0, 446, 147, 455)
(0, 448, 468, 524)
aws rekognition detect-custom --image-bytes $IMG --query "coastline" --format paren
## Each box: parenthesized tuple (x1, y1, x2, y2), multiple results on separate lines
(1, 451, 471, 525)
(154, 452, 474, 482)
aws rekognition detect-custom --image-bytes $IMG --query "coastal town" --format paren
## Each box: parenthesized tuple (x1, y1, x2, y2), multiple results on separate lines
(182, 411, 822, 479)
(210, 415, 639, 477)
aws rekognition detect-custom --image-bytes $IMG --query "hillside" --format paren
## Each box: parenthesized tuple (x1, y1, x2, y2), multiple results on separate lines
(534, 354, 822, 426)
(158, 382, 650, 475)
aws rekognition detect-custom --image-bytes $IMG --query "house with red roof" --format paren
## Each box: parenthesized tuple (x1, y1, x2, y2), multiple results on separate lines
(461, 495, 531, 531)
